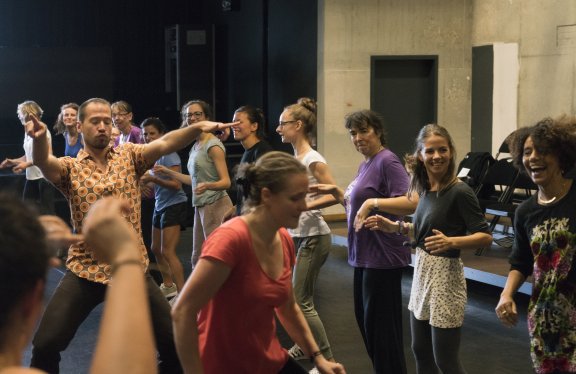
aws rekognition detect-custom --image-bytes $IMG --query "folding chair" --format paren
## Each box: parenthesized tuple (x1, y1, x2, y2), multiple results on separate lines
(474, 158, 520, 255)
(485, 171, 537, 248)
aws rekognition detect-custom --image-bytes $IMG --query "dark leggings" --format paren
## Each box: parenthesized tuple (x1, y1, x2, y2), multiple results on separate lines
(410, 313, 466, 374)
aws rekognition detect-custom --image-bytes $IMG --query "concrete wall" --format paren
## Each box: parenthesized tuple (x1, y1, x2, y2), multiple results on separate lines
(318, 0, 473, 215)
(318, 0, 575, 216)
(472, 0, 576, 129)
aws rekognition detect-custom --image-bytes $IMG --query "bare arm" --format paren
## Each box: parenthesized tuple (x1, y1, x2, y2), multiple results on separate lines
(423, 229, 493, 254)
(142, 121, 237, 165)
(26, 115, 61, 184)
(172, 258, 231, 374)
(84, 198, 157, 374)
(353, 193, 419, 232)
(307, 162, 338, 210)
(0, 155, 26, 170)
(276, 294, 346, 373)
(195, 145, 231, 194)
(142, 165, 182, 191)
(309, 183, 345, 207)
(154, 164, 192, 186)
(496, 269, 526, 327)
(0, 155, 31, 174)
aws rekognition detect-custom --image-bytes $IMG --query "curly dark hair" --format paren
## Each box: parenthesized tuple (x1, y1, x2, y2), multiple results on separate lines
(509, 115, 576, 175)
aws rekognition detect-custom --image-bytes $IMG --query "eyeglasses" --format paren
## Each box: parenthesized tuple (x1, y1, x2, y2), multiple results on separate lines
(278, 120, 297, 127)
(183, 111, 204, 119)
(112, 112, 129, 118)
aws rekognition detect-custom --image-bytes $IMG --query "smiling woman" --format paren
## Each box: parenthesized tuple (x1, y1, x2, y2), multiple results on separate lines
(497, 116, 576, 374)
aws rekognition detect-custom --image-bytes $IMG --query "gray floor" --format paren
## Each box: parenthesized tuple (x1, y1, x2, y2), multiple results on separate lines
(24, 228, 534, 373)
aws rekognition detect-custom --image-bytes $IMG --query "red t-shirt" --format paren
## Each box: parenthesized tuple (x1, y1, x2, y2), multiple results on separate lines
(198, 217, 295, 373)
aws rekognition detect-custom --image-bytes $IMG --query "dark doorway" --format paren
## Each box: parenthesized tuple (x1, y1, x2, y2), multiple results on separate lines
(471, 45, 494, 152)
(371, 56, 438, 159)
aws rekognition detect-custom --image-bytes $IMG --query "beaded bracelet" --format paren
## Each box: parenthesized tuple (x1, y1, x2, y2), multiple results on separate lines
(111, 259, 142, 275)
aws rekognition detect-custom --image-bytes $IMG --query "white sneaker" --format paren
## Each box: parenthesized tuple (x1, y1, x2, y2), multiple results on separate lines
(168, 294, 178, 307)
(309, 368, 320, 374)
(287, 344, 306, 361)
(159, 283, 177, 299)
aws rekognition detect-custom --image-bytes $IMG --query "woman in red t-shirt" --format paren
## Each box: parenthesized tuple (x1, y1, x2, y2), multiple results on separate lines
(172, 151, 346, 374)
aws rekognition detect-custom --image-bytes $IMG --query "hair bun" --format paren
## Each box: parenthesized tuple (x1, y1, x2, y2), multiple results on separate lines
(297, 97, 317, 114)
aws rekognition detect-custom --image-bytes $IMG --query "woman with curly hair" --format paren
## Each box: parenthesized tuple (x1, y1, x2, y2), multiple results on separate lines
(496, 116, 576, 374)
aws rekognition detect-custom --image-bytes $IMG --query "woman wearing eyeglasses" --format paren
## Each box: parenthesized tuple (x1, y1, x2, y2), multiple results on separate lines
(155, 100, 233, 270)
(111, 101, 143, 146)
(275, 98, 339, 369)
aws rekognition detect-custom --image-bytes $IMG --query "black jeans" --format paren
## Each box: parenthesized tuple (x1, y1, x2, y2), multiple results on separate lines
(31, 271, 182, 374)
(23, 178, 55, 215)
(354, 266, 407, 374)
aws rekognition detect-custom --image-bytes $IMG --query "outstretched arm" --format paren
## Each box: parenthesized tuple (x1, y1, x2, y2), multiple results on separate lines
(309, 183, 345, 207)
(353, 193, 419, 232)
(154, 164, 192, 186)
(142, 165, 183, 191)
(307, 162, 338, 210)
(143, 121, 238, 165)
(84, 198, 157, 374)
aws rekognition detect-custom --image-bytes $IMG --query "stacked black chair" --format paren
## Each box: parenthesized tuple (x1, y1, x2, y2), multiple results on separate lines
(474, 158, 520, 255)
(485, 171, 537, 248)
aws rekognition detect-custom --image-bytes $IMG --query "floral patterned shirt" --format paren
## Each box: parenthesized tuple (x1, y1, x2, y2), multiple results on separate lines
(510, 182, 576, 374)
(54, 143, 152, 284)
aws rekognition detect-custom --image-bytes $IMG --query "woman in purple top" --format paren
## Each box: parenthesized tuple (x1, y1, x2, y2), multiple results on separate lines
(312, 110, 412, 373)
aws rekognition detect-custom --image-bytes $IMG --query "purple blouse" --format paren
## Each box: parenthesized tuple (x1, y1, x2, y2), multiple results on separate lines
(344, 148, 411, 269)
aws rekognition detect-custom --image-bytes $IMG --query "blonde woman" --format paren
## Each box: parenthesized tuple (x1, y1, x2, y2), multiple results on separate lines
(276, 98, 338, 366)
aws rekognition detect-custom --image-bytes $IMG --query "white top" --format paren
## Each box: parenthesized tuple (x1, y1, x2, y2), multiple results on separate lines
(288, 149, 331, 237)
(23, 130, 52, 180)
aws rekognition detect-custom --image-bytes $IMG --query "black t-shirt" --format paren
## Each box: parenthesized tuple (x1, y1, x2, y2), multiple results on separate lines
(236, 140, 273, 215)
(413, 182, 489, 258)
(509, 181, 576, 279)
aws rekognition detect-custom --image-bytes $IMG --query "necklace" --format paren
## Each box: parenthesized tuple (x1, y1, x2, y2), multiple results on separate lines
(537, 180, 571, 205)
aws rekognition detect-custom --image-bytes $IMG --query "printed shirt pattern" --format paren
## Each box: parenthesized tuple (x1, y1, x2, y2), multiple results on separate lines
(529, 217, 576, 373)
(55, 143, 151, 284)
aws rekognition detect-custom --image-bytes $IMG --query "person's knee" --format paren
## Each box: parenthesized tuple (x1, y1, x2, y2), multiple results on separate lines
(297, 300, 317, 316)
(151, 243, 162, 257)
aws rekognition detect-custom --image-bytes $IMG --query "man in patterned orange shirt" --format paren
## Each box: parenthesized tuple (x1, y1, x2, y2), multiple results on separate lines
(25, 98, 233, 373)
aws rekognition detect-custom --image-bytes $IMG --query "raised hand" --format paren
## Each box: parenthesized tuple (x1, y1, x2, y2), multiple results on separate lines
(25, 113, 48, 139)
